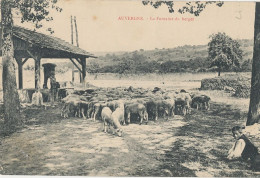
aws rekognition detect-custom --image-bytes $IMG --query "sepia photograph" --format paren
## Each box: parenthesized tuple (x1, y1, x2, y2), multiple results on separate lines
(0, 0, 259, 177)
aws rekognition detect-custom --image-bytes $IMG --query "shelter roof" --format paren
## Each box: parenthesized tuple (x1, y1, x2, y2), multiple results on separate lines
(0, 26, 96, 59)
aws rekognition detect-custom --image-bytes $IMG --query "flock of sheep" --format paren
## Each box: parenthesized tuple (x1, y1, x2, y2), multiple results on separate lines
(60, 86, 211, 137)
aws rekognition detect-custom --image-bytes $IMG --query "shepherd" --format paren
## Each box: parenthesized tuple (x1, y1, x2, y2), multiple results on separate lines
(227, 126, 260, 171)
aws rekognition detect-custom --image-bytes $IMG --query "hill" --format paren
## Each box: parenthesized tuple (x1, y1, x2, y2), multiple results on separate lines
(17, 39, 253, 74)
(93, 39, 253, 64)
(86, 39, 253, 73)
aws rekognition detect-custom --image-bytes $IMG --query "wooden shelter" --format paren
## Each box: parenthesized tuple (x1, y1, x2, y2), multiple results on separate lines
(0, 25, 96, 89)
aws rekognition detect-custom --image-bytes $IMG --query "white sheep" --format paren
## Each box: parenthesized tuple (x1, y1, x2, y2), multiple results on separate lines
(101, 107, 113, 133)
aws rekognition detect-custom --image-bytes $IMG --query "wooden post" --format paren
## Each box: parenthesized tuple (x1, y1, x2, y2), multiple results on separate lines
(74, 17, 85, 84)
(71, 16, 74, 45)
(18, 62, 23, 89)
(27, 50, 42, 89)
(81, 58, 86, 83)
(15, 57, 23, 89)
(34, 57, 41, 89)
(74, 16, 79, 47)
(71, 15, 75, 82)
(79, 70, 82, 83)
(72, 69, 75, 82)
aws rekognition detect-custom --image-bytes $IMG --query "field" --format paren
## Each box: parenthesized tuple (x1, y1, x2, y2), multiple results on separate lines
(0, 72, 259, 176)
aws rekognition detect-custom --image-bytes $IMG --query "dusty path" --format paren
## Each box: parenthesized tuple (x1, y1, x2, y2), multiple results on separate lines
(0, 107, 186, 176)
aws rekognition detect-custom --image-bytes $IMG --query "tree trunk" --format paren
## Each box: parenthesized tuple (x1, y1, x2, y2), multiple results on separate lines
(1, 0, 22, 132)
(247, 2, 260, 126)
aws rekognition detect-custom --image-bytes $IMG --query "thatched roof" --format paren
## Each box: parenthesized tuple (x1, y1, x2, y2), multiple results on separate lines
(0, 25, 96, 59)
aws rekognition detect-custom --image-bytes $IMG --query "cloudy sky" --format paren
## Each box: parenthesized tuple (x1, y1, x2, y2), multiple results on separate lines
(15, 0, 255, 53)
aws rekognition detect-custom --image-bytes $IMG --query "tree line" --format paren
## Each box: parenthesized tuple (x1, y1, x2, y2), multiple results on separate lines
(87, 53, 252, 75)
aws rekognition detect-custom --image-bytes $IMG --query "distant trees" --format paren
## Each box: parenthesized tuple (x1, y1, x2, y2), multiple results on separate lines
(87, 61, 100, 73)
(208, 33, 243, 76)
(118, 58, 134, 74)
(96, 56, 213, 74)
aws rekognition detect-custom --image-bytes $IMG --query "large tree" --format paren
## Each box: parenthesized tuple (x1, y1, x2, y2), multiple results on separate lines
(1, 0, 61, 134)
(248, 3, 260, 126)
(142, 1, 260, 125)
(208, 32, 243, 76)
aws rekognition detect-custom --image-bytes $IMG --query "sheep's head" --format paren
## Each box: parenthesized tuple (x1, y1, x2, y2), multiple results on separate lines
(116, 129, 123, 137)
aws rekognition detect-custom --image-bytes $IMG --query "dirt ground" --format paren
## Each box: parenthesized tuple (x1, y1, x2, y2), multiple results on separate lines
(0, 90, 259, 176)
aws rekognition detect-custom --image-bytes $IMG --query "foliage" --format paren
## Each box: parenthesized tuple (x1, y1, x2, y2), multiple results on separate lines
(142, 1, 224, 16)
(95, 56, 211, 74)
(142, 1, 174, 13)
(240, 59, 252, 72)
(10, 0, 62, 33)
(208, 32, 243, 75)
(87, 61, 100, 73)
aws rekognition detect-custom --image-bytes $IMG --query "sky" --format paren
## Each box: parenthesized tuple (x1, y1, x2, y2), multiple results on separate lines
(14, 0, 256, 54)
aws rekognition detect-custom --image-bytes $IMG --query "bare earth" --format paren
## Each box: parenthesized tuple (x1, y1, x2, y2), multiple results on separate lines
(0, 88, 259, 176)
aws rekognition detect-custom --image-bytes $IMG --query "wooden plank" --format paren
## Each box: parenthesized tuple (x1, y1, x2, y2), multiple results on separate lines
(69, 58, 82, 73)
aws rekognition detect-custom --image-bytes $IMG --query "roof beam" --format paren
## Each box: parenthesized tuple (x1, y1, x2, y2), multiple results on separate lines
(27, 49, 42, 60)
(69, 58, 82, 73)
(22, 58, 29, 65)
(27, 50, 36, 59)
(74, 58, 81, 65)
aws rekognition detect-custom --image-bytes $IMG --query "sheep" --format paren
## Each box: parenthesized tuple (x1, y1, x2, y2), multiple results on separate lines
(125, 101, 148, 125)
(101, 107, 113, 133)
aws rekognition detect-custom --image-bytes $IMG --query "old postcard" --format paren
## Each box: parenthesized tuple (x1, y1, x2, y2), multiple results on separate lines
(0, 0, 259, 177)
